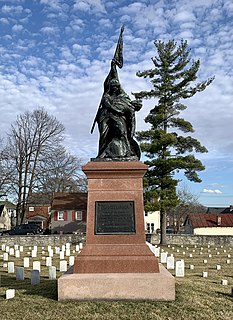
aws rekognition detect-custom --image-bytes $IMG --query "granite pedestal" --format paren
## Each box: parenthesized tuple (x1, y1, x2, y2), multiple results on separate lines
(58, 161, 175, 300)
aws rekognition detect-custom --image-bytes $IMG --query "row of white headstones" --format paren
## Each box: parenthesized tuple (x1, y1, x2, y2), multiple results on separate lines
(147, 242, 232, 284)
(0, 242, 84, 299)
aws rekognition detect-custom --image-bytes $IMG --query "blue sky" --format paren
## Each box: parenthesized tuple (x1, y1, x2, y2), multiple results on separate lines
(0, 0, 232, 207)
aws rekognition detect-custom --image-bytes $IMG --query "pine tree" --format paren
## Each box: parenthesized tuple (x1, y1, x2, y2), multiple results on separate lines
(133, 40, 214, 244)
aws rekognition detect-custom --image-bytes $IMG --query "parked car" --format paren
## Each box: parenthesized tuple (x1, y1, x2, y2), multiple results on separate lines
(0, 224, 42, 236)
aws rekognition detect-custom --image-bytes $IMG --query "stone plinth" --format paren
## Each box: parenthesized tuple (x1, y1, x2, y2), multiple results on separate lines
(58, 264, 175, 301)
(73, 161, 159, 274)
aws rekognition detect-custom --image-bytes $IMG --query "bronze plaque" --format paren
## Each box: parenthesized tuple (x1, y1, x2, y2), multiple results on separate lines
(95, 201, 135, 234)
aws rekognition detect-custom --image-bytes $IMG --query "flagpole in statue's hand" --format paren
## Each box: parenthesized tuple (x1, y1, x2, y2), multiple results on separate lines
(90, 25, 124, 134)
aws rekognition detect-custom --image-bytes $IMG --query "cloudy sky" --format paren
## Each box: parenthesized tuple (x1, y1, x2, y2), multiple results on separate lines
(0, 0, 232, 207)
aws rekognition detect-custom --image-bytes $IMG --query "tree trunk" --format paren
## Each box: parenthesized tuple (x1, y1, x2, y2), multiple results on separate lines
(160, 209, 167, 245)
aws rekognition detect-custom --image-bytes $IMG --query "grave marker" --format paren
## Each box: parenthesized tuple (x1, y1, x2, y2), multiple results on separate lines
(6, 289, 15, 299)
(60, 260, 67, 272)
(16, 267, 24, 281)
(167, 256, 175, 270)
(33, 261, 41, 272)
(49, 266, 56, 280)
(24, 257, 30, 268)
(175, 260, 185, 277)
(8, 262, 14, 273)
(31, 270, 40, 285)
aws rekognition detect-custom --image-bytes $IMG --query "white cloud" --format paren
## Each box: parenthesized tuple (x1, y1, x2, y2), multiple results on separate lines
(12, 24, 23, 32)
(203, 189, 223, 194)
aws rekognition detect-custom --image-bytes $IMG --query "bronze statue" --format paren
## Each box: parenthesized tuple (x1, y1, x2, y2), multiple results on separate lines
(91, 26, 142, 161)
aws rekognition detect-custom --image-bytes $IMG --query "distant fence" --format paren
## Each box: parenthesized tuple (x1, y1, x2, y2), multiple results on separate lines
(0, 234, 85, 246)
(149, 233, 233, 246)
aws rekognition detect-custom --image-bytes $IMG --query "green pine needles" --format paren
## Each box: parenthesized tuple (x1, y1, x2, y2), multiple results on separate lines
(133, 40, 214, 244)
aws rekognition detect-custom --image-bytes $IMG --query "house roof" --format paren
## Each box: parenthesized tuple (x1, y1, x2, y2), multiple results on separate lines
(0, 200, 16, 209)
(187, 213, 233, 228)
(206, 206, 233, 214)
(51, 192, 87, 211)
(27, 193, 53, 205)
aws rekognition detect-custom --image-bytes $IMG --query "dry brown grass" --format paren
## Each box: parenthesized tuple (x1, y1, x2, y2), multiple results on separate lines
(0, 244, 232, 320)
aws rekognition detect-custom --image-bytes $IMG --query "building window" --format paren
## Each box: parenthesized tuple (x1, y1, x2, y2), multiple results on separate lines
(145, 212, 148, 217)
(58, 211, 64, 220)
(29, 207, 34, 212)
(72, 211, 82, 221)
(151, 223, 154, 233)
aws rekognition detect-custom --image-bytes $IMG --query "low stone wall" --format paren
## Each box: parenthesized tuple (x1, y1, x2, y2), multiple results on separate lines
(0, 234, 86, 246)
(150, 234, 233, 246)
(1, 233, 233, 247)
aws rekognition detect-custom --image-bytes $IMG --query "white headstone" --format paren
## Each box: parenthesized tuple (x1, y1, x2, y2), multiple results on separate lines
(166, 256, 175, 269)
(203, 259, 208, 264)
(189, 265, 194, 270)
(226, 259, 230, 264)
(46, 257, 52, 267)
(9, 248, 14, 256)
(55, 247, 60, 254)
(47, 245, 52, 252)
(16, 267, 24, 281)
(221, 279, 228, 285)
(33, 246, 38, 252)
(66, 243, 70, 249)
(33, 261, 41, 272)
(216, 265, 221, 270)
(3, 253, 8, 261)
(8, 262, 14, 273)
(31, 250, 37, 258)
(79, 243, 83, 250)
(59, 251, 64, 260)
(49, 266, 56, 280)
(154, 247, 160, 257)
(175, 260, 185, 277)
(15, 250, 20, 258)
(5, 246, 9, 252)
(61, 245, 65, 252)
(160, 252, 168, 263)
(1, 244, 6, 251)
(227, 254, 231, 258)
(31, 270, 40, 285)
(14, 244, 19, 250)
(69, 256, 75, 266)
(202, 271, 208, 278)
(59, 260, 67, 272)
(6, 289, 15, 299)
(208, 254, 212, 258)
(65, 249, 70, 257)
(189, 254, 193, 258)
(75, 244, 80, 252)
(24, 257, 30, 268)
(19, 245, 24, 252)
(48, 249, 54, 257)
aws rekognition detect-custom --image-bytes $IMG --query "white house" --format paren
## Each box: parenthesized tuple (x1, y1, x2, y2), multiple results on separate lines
(0, 205, 11, 230)
(144, 211, 160, 233)
(184, 213, 233, 235)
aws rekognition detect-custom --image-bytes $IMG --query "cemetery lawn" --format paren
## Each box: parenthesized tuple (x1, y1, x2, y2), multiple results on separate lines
(0, 244, 233, 320)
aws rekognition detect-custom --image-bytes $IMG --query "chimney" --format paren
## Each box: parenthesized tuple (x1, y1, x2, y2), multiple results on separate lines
(217, 216, 221, 226)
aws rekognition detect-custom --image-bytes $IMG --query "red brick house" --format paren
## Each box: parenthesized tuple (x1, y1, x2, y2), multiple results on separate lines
(51, 192, 87, 234)
(26, 193, 52, 229)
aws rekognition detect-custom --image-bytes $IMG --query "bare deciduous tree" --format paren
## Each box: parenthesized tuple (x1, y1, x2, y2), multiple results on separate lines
(35, 146, 87, 193)
(4, 108, 65, 224)
(167, 183, 206, 233)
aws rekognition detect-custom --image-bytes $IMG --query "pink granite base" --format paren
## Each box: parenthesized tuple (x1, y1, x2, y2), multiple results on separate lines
(58, 264, 175, 301)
